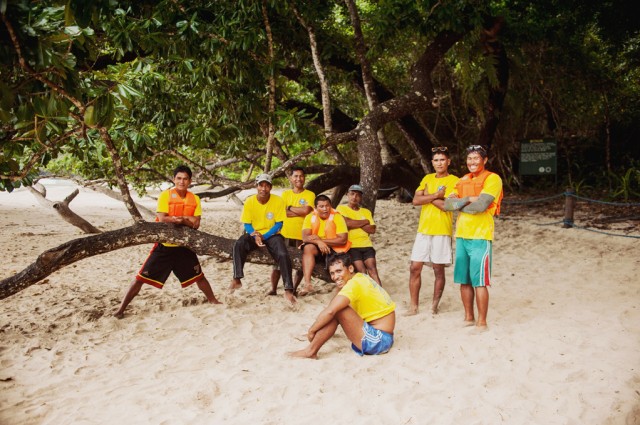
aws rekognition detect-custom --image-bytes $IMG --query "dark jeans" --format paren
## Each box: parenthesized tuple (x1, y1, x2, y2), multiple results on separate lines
(232, 233, 293, 291)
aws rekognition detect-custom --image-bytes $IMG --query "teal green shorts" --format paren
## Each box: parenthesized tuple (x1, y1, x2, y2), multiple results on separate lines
(453, 238, 492, 288)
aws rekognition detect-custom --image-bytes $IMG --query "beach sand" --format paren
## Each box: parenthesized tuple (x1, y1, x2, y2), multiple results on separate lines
(1, 181, 639, 424)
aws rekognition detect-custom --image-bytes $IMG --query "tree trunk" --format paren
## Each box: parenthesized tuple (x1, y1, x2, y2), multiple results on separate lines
(0, 223, 331, 300)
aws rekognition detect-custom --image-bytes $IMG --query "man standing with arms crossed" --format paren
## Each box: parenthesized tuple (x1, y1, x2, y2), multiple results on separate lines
(270, 166, 315, 295)
(408, 147, 459, 315)
(445, 145, 503, 331)
(114, 165, 221, 318)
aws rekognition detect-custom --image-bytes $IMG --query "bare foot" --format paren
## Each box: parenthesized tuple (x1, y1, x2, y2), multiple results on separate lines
(431, 298, 441, 314)
(113, 311, 125, 319)
(266, 290, 277, 296)
(283, 291, 297, 306)
(406, 305, 419, 316)
(297, 285, 314, 297)
(228, 278, 242, 293)
(287, 349, 318, 359)
(209, 299, 223, 305)
(463, 319, 475, 327)
(471, 324, 489, 334)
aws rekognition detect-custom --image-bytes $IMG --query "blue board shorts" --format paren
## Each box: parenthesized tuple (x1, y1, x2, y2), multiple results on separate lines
(351, 321, 394, 356)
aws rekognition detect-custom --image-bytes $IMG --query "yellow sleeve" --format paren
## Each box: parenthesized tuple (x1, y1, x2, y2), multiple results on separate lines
(156, 190, 170, 213)
(481, 174, 503, 199)
(334, 214, 348, 234)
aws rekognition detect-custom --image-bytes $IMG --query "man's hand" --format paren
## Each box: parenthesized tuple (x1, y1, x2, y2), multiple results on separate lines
(251, 231, 265, 247)
(307, 328, 316, 342)
(316, 240, 330, 254)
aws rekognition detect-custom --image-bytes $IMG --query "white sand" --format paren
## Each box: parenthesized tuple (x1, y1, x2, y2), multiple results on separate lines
(1, 181, 639, 425)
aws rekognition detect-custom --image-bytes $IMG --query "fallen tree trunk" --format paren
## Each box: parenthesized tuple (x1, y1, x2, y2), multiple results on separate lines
(0, 222, 330, 300)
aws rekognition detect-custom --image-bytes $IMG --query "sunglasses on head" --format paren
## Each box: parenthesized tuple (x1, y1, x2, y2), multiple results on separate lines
(466, 145, 487, 153)
(431, 146, 448, 153)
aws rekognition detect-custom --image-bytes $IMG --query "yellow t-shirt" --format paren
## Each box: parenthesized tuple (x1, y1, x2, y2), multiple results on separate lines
(336, 205, 375, 248)
(454, 173, 503, 241)
(281, 189, 315, 240)
(416, 174, 459, 236)
(157, 189, 202, 247)
(338, 273, 396, 322)
(240, 194, 286, 235)
(302, 212, 348, 238)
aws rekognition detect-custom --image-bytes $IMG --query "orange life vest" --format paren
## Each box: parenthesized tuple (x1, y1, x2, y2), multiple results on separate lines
(167, 188, 198, 217)
(310, 209, 352, 253)
(455, 169, 503, 216)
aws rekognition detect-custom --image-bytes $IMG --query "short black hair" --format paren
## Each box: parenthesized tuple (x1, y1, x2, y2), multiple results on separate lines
(327, 253, 353, 270)
(173, 165, 193, 179)
(290, 166, 305, 175)
(314, 194, 331, 207)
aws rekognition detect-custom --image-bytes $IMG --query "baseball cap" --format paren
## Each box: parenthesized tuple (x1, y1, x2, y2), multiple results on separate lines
(255, 173, 272, 185)
(348, 184, 364, 193)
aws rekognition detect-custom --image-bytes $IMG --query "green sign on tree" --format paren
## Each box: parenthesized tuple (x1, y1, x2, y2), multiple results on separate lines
(520, 139, 557, 175)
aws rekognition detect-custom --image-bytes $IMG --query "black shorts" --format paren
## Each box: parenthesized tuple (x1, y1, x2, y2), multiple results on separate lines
(349, 247, 376, 262)
(136, 244, 203, 289)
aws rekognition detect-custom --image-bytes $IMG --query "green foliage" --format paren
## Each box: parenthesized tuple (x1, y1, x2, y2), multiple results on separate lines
(1, 0, 639, 197)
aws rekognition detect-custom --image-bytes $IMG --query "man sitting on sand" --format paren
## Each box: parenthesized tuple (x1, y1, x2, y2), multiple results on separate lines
(336, 184, 382, 286)
(289, 253, 396, 359)
(229, 173, 297, 306)
(114, 165, 221, 318)
(299, 194, 350, 295)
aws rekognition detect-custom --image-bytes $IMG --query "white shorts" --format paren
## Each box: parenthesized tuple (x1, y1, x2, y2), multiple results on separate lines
(410, 233, 452, 266)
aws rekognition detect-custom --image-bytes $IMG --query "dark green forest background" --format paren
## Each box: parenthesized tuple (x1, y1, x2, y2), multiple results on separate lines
(1, 0, 639, 216)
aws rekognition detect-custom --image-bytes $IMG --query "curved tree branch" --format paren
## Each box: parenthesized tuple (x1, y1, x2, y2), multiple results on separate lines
(0, 223, 331, 300)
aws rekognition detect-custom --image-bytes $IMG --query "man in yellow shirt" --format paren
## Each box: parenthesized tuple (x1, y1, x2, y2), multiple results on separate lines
(337, 184, 382, 286)
(409, 147, 459, 315)
(299, 194, 350, 295)
(114, 165, 221, 318)
(445, 145, 503, 331)
(229, 173, 296, 306)
(270, 166, 315, 295)
(289, 253, 396, 359)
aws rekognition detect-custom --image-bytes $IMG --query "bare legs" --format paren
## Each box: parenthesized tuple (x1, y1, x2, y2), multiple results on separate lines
(353, 258, 382, 287)
(299, 244, 318, 295)
(288, 307, 364, 359)
(114, 279, 144, 318)
(431, 264, 445, 314)
(409, 262, 445, 315)
(114, 277, 221, 319)
(460, 284, 489, 328)
(270, 269, 304, 295)
(408, 261, 423, 315)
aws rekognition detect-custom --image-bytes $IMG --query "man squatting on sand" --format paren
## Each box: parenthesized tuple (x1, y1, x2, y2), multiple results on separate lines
(444, 145, 503, 330)
(114, 165, 221, 318)
(408, 146, 459, 315)
(289, 253, 396, 359)
(299, 194, 351, 296)
(336, 184, 383, 286)
(229, 173, 297, 306)
(270, 167, 315, 295)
